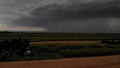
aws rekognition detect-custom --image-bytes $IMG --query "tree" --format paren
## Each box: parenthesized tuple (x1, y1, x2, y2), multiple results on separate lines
(0, 38, 31, 61)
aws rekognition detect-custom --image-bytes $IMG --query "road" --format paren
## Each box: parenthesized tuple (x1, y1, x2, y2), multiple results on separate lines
(30, 41, 100, 45)
(0, 55, 120, 68)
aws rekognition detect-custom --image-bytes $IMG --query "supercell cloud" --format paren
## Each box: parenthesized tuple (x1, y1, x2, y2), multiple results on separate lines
(1, 0, 120, 33)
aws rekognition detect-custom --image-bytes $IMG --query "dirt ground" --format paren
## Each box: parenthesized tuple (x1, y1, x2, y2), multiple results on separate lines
(0, 55, 120, 68)
(30, 41, 100, 45)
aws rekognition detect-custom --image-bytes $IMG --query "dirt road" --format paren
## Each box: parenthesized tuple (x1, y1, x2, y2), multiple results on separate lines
(0, 55, 120, 68)
(30, 41, 100, 45)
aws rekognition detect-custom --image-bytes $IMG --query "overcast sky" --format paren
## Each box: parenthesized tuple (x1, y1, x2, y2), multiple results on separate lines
(0, 0, 120, 33)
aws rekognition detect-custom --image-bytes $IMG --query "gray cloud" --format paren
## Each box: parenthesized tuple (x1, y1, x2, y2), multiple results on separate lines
(3, 0, 120, 33)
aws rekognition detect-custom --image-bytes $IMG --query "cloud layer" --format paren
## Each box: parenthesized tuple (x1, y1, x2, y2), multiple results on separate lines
(1, 0, 120, 33)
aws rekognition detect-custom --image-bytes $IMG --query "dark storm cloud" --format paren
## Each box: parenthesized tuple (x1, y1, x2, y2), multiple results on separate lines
(10, 0, 120, 32)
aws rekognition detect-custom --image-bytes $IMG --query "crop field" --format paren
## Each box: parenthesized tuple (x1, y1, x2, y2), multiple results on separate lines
(0, 32, 120, 41)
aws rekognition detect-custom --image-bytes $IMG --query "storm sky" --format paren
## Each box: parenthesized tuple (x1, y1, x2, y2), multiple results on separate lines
(0, 0, 120, 33)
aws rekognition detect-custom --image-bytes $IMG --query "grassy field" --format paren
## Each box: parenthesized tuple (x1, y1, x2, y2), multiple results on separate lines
(0, 32, 120, 61)
(1, 43, 120, 61)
